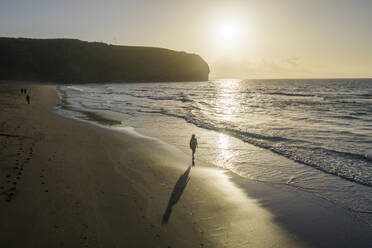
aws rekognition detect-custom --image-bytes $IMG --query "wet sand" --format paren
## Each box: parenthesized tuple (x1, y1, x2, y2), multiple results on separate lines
(0, 82, 371, 247)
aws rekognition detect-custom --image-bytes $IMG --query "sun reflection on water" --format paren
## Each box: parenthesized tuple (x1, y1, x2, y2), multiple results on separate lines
(211, 79, 244, 169)
(214, 79, 242, 122)
(215, 133, 235, 169)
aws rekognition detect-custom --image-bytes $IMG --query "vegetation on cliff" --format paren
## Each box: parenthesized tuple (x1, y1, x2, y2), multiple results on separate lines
(0, 38, 209, 83)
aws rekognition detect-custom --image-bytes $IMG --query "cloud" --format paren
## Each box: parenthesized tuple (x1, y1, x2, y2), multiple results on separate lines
(284, 56, 300, 68)
(211, 56, 307, 79)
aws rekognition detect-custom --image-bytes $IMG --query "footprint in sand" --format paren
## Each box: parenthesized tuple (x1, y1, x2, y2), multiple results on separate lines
(6, 192, 15, 202)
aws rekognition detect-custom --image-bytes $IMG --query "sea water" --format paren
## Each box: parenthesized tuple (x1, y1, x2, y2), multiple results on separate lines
(55, 78, 372, 224)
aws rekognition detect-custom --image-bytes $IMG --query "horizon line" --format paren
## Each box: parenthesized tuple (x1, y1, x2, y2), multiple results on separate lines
(210, 77, 372, 80)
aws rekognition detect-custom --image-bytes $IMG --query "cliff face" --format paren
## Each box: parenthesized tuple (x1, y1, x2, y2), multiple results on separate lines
(0, 38, 209, 83)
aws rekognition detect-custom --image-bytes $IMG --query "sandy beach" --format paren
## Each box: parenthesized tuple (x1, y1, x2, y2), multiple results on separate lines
(0, 82, 371, 248)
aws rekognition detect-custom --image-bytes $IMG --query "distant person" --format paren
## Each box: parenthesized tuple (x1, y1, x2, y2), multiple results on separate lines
(26, 95, 30, 104)
(21, 89, 23, 94)
(189, 134, 198, 166)
(24, 89, 27, 94)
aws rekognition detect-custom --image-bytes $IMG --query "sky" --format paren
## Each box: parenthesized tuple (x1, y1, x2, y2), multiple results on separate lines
(0, 0, 371, 79)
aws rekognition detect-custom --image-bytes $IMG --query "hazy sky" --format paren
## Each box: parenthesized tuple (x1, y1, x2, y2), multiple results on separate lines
(1, 0, 371, 79)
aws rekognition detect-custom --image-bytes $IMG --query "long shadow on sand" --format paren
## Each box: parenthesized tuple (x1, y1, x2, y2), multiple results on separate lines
(162, 166, 191, 225)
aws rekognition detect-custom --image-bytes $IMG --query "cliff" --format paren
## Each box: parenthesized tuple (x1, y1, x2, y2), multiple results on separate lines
(0, 38, 209, 83)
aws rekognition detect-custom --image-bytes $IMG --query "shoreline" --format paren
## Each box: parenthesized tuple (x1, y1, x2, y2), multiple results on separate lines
(56, 83, 372, 225)
(0, 82, 371, 247)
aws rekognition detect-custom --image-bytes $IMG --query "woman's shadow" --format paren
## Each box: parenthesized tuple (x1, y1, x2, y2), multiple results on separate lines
(162, 166, 191, 225)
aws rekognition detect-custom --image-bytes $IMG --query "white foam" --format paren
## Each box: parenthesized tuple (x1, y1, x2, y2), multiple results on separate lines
(66, 85, 85, 92)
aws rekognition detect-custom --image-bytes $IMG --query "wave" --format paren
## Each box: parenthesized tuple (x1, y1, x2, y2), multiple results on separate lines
(153, 108, 372, 187)
(331, 115, 361, 120)
(121, 91, 194, 103)
(149, 96, 177, 101)
(66, 86, 85, 92)
(266, 92, 316, 97)
(357, 93, 372, 99)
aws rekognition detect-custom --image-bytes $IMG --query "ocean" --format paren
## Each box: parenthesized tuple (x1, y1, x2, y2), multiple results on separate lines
(55, 78, 372, 224)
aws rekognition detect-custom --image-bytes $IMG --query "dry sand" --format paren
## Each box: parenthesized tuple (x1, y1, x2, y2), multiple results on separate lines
(0, 82, 371, 248)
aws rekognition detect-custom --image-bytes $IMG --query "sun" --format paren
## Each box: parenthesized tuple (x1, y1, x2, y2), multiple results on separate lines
(220, 23, 237, 41)
(217, 21, 241, 48)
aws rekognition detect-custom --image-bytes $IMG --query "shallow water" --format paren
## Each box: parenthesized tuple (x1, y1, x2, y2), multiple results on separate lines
(54, 79, 372, 223)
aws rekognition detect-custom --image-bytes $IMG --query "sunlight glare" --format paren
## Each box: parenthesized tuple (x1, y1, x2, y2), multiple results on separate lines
(217, 21, 241, 49)
(215, 133, 234, 169)
(220, 23, 238, 41)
